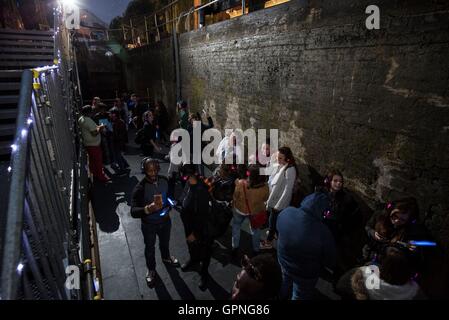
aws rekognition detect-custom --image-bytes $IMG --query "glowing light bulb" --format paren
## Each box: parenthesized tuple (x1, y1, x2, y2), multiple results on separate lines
(11, 144, 18, 152)
(17, 263, 24, 273)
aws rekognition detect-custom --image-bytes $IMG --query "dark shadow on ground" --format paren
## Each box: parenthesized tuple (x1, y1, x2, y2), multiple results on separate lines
(154, 272, 173, 300)
(164, 265, 196, 300)
(90, 180, 120, 233)
(206, 275, 231, 300)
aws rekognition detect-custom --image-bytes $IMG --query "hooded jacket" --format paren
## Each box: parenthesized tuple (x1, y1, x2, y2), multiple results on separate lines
(277, 192, 336, 280)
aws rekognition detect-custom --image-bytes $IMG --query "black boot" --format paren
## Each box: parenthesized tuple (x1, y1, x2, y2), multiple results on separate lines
(181, 259, 198, 271)
(198, 273, 208, 291)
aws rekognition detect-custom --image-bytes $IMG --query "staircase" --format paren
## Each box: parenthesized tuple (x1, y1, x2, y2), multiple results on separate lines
(0, 29, 55, 261)
(0, 28, 54, 161)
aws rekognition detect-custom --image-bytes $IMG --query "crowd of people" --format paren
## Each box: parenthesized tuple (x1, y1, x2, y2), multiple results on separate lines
(78, 95, 435, 300)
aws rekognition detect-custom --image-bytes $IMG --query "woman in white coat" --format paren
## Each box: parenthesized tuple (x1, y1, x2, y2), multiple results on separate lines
(261, 147, 297, 250)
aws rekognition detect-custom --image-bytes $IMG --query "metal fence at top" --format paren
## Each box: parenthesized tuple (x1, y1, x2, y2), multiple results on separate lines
(108, 0, 250, 48)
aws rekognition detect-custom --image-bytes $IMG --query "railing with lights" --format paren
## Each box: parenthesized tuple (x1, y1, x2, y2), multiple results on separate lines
(0, 5, 99, 300)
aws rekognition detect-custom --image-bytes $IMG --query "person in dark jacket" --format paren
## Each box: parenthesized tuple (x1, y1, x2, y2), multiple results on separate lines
(130, 158, 179, 287)
(187, 111, 214, 176)
(92, 103, 114, 165)
(321, 170, 362, 280)
(231, 253, 282, 300)
(276, 191, 336, 300)
(154, 100, 169, 142)
(110, 110, 129, 173)
(362, 197, 429, 271)
(141, 111, 161, 157)
(179, 164, 213, 290)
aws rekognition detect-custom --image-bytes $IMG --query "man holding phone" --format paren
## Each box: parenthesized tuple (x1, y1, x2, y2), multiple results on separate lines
(131, 158, 179, 287)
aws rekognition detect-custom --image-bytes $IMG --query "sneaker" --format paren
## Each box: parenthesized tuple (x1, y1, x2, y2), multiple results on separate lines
(181, 260, 198, 272)
(145, 270, 156, 287)
(259, 240, 273, 250)
(162, 256, 180, 267)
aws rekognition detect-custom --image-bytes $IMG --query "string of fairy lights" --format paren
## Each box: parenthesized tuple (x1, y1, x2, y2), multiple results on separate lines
(7, 1, 68, 278)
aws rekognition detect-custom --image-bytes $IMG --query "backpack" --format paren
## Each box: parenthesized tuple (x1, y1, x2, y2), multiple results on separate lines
(134, 128, 145, 145)
(206, 198, 233, 239)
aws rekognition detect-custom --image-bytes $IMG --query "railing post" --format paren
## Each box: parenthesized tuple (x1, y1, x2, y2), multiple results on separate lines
(144, 16, 149, 45)
(242, 0, 246, 15)
(0, 70, 33, 300)
(130, 18, 135, 44)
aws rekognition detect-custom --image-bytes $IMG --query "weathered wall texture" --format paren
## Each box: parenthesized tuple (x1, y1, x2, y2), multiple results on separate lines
(125, 39, 178, 120)
(127, 0, 449, 249)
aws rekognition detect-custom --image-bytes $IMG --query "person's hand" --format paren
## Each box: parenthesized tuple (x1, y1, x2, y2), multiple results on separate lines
(145, 202, 159, 214)
(186, 233, 196, 243)
(374, 231, 388, 242)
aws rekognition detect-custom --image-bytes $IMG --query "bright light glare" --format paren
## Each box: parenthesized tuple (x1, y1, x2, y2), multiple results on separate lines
(59, 0, 78, 10)
(17, 263, 24, 273)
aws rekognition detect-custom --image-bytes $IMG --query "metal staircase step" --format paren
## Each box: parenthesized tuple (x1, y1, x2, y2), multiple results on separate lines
(0, 109, 17, 120)
(0, 29, 53, 37)
(0, 40, 53, 48)
(0, 141, 11, 156)
(0, 61, 54, 68)
(0, 95, 19, 105)
(0, 71, 22, 79)
(0, 33, 53, 42)
(0, 54, 54, 61)
(0, 83, 20, 91)
(0, 47, 53, 54)
(0, 124, 15, 136)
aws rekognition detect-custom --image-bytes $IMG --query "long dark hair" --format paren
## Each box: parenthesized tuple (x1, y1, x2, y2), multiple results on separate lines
(324, 169, 344, 190)
(278, 146, 298, 176)
(247, 164, 266, 188)
(375, 197, 420, 241)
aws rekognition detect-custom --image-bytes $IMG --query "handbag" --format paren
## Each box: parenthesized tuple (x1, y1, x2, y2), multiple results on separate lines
(242, 180, 267, 229)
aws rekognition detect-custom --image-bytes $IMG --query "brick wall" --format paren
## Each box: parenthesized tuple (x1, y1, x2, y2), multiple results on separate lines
(127, 0, 449, 251)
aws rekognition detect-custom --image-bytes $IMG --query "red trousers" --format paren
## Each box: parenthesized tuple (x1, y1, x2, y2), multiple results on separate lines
(86, 146, 108, 181)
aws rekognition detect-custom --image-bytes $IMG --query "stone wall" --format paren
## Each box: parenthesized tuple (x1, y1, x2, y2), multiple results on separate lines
(126, 0, 449, 253)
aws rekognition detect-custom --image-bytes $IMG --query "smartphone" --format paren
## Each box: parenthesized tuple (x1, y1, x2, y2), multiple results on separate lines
(154, 194, 163, 207)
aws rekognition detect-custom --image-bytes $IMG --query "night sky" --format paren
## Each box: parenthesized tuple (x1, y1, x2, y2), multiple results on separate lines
(80, 0, 132, 24)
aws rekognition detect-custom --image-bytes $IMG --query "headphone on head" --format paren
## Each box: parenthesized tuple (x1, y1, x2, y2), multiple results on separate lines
(142, 157, 160, 173)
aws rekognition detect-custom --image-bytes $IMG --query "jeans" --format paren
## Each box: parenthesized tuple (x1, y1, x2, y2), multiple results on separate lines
(232, 209, 261, 252)
(280, 268, 318, 300)
(141, 219, 172, 271)
(266, 207, 279, 242)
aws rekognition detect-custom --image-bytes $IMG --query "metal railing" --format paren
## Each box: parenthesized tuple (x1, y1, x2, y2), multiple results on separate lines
(107, 0, 248, 47)
(0, 10, 100, 300)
